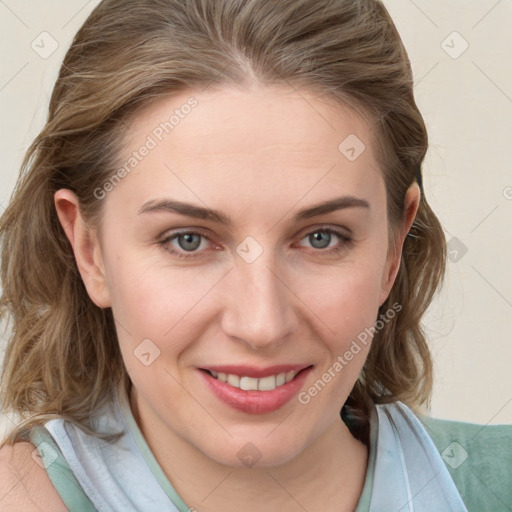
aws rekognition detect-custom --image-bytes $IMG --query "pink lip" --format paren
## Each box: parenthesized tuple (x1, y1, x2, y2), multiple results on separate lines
(201, 364, 309, 378)
(198, 366, 313, 415)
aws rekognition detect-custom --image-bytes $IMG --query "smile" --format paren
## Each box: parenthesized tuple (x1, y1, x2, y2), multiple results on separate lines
(199, 365, 314, 414)
(207, 370, 298, 391)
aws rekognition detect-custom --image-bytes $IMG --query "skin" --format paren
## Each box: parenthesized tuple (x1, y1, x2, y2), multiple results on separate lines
(54, 83, 420, 512)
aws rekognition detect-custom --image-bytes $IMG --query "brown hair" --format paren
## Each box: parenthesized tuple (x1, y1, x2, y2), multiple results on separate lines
(0, 0, 445, 446)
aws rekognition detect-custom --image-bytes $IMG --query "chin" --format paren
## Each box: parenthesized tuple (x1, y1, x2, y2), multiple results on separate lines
(202, 434, 306, 469)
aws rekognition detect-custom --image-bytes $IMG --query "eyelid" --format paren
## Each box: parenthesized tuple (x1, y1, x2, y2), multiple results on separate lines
(296, 223, 352, 240)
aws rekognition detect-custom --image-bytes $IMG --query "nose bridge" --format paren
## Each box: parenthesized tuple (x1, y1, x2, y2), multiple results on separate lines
(220, 247, 295, 349)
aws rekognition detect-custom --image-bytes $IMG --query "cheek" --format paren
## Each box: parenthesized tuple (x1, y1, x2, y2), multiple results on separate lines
(294, 264, 383, 401)
(108, 265, 197, 392)
(297, 259, 385, 335)
(104, 251, 220, 365)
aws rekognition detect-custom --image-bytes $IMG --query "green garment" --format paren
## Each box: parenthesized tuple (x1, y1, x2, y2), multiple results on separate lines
(29, 426, 98, 512)
(29, 411, 512, 512)
(420, 414, 512, 511)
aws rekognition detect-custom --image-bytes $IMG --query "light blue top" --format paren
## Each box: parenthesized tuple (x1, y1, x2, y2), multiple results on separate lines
(28, 379, 509, 511)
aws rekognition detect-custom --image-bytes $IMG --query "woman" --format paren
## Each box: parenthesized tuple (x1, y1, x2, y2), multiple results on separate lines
(0, 0, 510, 511)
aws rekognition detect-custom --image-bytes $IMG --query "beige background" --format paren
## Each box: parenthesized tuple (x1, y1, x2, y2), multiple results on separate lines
(1, 0, 511, 439)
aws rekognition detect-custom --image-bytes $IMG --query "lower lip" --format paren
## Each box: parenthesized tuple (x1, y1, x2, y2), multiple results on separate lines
(199, 367, 313, 415)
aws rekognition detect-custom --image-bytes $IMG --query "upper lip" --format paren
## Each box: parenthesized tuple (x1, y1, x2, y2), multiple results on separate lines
(200, 364, 312, 378)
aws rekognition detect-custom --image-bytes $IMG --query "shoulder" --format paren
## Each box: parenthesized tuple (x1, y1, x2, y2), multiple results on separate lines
(419, 413, 512, 512)
(0, 440, 68, 511)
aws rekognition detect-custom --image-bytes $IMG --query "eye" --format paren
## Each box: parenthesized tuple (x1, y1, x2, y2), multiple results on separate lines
(158, 230, 214, 260)
(298, 227, 353, 254)
(158, 226, 353, 261)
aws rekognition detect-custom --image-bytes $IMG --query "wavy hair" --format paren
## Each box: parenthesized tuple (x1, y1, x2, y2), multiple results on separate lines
(0, 0, 446, 446)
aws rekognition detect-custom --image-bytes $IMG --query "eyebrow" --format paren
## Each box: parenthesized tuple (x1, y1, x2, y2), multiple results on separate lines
(138, 195, 370, 226)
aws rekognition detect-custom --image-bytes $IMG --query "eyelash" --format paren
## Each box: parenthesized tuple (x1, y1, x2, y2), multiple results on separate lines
(158, 227, 353, 260)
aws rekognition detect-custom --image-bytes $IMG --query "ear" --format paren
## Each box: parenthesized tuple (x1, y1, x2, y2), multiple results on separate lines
(54, 189, 111, 308)
(379, 182, 421, 306)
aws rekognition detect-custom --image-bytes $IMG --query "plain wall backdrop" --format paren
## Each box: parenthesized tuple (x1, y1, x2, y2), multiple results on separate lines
(1, 0, 511, 439)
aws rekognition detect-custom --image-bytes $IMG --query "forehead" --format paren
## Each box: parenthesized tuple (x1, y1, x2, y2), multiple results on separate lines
(108, 84, 385, 219)
(126, 83, 376, 159)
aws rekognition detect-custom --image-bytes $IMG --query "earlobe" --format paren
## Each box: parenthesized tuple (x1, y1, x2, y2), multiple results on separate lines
(54, 189, 111, 308)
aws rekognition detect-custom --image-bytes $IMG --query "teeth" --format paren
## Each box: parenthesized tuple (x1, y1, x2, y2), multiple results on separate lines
(240, 376, 259, 391)
(208, 370, 298, 391)
(258, 375, 277, 391)
(227, 374, 240, 387)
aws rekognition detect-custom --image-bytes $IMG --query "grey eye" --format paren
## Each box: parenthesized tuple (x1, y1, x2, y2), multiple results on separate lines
(308, 231, 333, 249)
(177, 233, 202, 251)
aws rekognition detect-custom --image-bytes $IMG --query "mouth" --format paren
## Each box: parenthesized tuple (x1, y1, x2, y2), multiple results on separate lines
(198, 364, 314, 414)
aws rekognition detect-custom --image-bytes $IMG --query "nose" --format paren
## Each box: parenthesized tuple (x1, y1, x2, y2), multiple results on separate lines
(219, 252, 297, 351)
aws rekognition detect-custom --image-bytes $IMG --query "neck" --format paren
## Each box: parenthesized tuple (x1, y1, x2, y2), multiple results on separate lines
(129, 383, 369, 512)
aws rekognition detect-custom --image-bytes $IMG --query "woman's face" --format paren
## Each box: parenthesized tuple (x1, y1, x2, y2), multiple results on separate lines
(74, 84, 414, 467)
